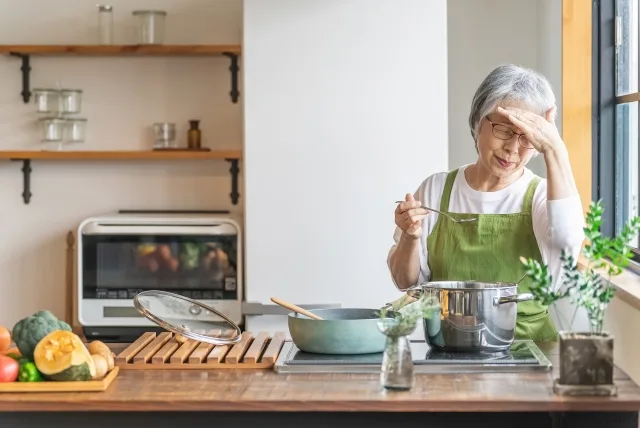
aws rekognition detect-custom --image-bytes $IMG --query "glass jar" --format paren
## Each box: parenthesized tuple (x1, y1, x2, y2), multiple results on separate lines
(133, 10, 167, 44)
(97, 5, 113, 44)
(60, 89, 83, 114)
(33, 88, 60, 115)
(39, 117, 65, 142)
(66, 118, 87, 142)
(377, 318, 416, 391)
(153, 122, 176, 149)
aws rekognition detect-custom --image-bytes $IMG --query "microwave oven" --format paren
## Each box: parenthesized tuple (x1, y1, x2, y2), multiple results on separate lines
(76, 211, 243, 342)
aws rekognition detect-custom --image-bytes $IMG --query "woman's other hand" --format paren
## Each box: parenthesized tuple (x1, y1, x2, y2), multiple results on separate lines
(496, 105, 565, 155)
(395, 193, 428, 239)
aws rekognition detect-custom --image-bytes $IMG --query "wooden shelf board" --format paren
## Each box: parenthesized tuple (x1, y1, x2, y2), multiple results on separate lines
(0, 150, 242, 160)
(0, 44, 241, 56)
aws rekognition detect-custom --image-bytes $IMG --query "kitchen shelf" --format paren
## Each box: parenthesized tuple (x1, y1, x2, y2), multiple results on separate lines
(0, 150, 242, 205)
(0, 44, 241, 103)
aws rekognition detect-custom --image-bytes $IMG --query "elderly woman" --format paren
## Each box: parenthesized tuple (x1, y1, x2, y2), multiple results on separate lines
(388, 64, 585, 342)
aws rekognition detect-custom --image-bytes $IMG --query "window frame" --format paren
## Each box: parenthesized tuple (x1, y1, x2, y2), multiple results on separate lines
(593, 0, 640, 273)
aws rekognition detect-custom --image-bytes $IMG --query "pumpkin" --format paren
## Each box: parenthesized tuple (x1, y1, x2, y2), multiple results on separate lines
(33, 330, 96, 381)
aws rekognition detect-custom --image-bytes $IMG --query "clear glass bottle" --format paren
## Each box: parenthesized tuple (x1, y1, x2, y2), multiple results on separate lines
(377, 319, 415, 391)
(97, 5, 114, 45)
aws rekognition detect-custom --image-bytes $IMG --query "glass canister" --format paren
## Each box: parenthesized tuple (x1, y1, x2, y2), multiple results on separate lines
(33, 88, 60, 115)
(39, 117, 66, 142)
(133, 10, 167, 44)
(66, 118, 88, 142)
(60, 89, 83, 114)
(153, 122, 176, 148)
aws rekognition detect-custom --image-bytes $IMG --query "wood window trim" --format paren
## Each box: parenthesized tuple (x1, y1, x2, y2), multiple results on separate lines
(562, 0, 592, 215)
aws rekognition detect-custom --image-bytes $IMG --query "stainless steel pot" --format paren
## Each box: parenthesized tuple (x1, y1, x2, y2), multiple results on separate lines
(404, 281, 533, 352)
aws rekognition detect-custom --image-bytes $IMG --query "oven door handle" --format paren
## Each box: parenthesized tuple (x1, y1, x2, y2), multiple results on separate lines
(241, 302, 342, 316)
(81, 224, 236, 235)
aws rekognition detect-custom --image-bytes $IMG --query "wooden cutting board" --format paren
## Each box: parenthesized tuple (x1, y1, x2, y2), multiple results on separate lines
(115, 331, 287, 370)
(0, 367, 119, 393)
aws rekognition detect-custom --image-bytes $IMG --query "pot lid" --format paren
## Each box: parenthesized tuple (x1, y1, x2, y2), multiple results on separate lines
(133, 290, 242, 345)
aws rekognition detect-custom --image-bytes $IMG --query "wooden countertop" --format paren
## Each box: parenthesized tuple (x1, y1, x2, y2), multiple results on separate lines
(1, 342, 640, 412)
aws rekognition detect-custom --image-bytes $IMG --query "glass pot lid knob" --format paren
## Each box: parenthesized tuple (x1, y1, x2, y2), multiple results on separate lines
(133, 290, 242, 345)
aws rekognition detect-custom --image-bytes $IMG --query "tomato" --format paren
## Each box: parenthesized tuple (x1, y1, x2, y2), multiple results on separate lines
(0, 355, 19, 382)
(0, 326, 10, 353)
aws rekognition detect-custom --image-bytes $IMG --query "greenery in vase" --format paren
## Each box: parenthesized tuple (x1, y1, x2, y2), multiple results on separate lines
(520, 200, 640, 334)
(378, 292, 440, 337)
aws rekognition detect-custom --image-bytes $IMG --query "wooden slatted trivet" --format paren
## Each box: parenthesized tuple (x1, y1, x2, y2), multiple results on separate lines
(115, 331, 287, 370)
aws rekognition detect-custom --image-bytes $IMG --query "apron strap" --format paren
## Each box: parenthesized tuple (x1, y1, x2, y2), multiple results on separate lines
(439, 168, 459, 211)
(521, 176, 541, 214)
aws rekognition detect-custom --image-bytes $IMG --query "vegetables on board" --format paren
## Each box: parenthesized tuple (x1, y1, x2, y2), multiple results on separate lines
(33, 330, 96, 381)
(0, 355, 19, 383)
(91, 354, 109, 379)
(3, 352, 22, 362)
(12, 311, 72, 360)
(18, 360, 43, 382)
(0, 326, 11, 353)
(87, 340, 115, 371)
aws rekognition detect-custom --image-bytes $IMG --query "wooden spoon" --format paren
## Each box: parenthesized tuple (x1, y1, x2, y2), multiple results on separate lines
(270, 297, 324, 320)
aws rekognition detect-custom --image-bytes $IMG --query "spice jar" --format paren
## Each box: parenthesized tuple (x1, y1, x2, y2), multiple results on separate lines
(133, 10, 167, 44)
(187, 120, 201, 149)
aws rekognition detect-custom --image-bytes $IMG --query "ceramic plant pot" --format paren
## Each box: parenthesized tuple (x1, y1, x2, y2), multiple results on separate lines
(554, 331, 617, 396)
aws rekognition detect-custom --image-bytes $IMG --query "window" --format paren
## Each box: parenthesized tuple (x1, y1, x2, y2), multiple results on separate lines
(594, 0, 640, 271)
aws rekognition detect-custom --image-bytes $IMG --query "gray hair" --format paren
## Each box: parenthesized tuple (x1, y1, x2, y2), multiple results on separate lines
(468, 64, 557, 141)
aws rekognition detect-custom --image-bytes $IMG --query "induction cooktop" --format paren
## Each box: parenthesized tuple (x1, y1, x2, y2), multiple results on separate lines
(273, 340, 553, 374)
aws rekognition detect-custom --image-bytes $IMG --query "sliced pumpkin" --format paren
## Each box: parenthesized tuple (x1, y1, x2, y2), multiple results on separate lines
(33, 330, 96, 381)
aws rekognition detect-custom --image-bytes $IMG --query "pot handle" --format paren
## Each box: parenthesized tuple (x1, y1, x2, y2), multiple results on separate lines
(493, 293, 534, 306)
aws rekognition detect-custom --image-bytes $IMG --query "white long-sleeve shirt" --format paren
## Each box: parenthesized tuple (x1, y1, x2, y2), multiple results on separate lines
(387, 164, 585, 290)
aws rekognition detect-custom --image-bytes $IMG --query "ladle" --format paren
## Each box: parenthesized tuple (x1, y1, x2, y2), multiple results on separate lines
(270, 297, 324, 320)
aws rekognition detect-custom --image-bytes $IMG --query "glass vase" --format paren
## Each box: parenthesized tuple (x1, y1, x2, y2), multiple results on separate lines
(377, 319, 416, 391)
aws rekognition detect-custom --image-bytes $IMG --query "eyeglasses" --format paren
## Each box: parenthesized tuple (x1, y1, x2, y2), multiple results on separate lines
(485, 116, 534, 149)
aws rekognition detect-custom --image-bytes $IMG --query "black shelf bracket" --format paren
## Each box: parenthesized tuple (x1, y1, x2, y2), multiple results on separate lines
(10, 159, 32, 204)
(223, 52, 240, 103)
(226, 158, 240, 205)
(9, 53, 31, 103)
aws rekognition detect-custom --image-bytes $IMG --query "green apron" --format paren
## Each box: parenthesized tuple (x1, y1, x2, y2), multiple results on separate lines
(425, 168, 558, 342)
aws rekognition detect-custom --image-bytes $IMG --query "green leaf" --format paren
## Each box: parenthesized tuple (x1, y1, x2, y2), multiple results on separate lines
(519, 199, 640, 331)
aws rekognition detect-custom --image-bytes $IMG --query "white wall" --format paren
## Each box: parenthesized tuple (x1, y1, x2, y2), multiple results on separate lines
(0, 0, 243, 328)
(242, 0, 449, 318)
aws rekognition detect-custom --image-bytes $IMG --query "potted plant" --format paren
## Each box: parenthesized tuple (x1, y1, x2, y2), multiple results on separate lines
(520, 200, 640, 396)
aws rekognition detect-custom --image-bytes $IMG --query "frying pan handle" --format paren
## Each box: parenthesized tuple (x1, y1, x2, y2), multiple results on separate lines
(383, 288, 423, 312)
(493, 293, 534, 306)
